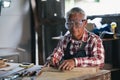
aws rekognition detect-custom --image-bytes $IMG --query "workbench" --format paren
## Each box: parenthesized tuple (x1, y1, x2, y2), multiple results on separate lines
(0, 63, 111, 80)
(37, 67, 111, 80)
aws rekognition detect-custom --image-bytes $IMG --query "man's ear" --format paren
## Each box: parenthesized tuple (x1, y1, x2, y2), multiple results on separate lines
(84, 20, 88, 27)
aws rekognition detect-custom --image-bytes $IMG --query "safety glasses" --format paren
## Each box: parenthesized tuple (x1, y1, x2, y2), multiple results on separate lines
(65, 20, 86, 29)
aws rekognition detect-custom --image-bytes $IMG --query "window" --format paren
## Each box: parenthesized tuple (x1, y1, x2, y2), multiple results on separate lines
(65, 0, 120, 16)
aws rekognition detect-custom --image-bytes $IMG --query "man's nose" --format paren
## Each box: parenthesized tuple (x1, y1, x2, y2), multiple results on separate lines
(71, 23, 76, 28)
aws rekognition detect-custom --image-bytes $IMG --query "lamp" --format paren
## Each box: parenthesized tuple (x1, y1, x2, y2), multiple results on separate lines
(0, 0, 11, 15)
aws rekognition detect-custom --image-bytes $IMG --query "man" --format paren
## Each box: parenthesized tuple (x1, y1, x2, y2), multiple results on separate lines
(46, 7, 105, 71)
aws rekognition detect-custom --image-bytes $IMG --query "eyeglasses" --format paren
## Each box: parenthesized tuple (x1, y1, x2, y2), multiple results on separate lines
(65, 20, 85, 29)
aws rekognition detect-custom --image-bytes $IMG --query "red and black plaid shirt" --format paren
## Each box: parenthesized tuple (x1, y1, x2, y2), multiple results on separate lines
(49, 30, 105, 68)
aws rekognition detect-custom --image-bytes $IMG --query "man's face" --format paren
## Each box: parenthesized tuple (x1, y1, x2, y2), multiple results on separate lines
(67, 13, 87, 40)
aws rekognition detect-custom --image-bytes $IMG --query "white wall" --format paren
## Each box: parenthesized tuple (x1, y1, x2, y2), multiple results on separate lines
(65, 0, 120, 16)
(0, 0, 32, 62)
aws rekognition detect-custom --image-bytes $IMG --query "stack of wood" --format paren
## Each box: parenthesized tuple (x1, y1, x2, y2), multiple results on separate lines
(0, 59, 8, 68)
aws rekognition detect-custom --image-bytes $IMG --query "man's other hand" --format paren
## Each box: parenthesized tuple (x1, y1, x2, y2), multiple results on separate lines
(58, 59, 75, 71)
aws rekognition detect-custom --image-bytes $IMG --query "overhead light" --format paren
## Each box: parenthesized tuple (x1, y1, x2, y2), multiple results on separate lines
(1, 0, 11, 8)
(0, 0, 11, 15)
(56, 0, 60, 2)
(41, 0, 47, 1)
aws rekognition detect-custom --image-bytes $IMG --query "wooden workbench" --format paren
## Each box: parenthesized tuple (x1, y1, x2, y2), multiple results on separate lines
(0, 63, 111, 80)
(36, 67, 111, 80)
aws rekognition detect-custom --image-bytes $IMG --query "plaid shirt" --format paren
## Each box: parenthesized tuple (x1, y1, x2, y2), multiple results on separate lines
(49, 30, 105, 68)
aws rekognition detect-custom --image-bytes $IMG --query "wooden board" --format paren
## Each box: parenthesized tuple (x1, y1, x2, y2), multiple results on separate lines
(36, 66, 100, 80)
(40, 66, 99, 72)
(0, 63, 9, 68)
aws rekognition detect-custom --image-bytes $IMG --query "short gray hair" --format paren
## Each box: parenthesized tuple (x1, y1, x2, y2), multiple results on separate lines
(66, 7, 87, 21)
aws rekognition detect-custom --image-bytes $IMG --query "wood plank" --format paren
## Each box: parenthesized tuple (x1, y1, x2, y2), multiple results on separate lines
(41, 66, 99, 72)
(36, 66, 100, 80)
(0, 63, 9, 68)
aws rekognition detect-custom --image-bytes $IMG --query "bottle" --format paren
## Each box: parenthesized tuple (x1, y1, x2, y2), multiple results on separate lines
(110, 22, 117, 39)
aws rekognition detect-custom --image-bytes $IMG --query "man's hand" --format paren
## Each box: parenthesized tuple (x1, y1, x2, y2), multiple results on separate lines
(44, 57, 59, 68)
(58, 59, 75, 71)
